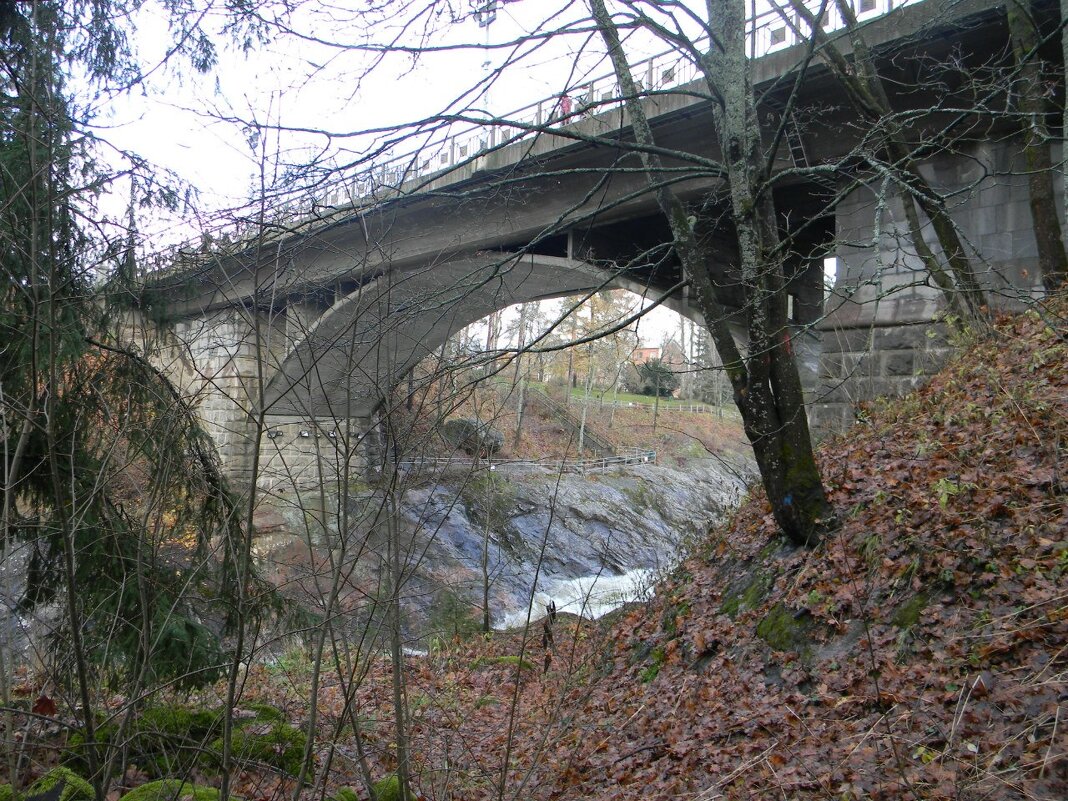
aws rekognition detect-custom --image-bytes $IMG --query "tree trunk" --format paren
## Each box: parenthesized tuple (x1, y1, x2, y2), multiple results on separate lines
(578, 345, 594, 453)
(513, 303, 530, 448)
(1063, 0, 1068, 265)
(652, 370, 660, 433)
(1008, 0, 1068, 292)
(590, 0, 834, 546)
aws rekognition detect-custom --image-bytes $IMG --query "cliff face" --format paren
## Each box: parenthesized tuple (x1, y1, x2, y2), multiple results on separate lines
(393, 456, 755, 633)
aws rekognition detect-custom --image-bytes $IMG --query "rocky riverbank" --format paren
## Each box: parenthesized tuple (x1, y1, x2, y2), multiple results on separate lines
(252, 453, 755, 645)
(390, 455, 755, 635)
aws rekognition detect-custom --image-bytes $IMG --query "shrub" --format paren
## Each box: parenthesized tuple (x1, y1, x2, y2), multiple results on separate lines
(427, 588, 481, 642)
(635, 358, 679, 397)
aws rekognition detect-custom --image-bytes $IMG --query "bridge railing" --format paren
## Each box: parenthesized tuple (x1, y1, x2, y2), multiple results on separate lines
(146, 0, 919, 270)
(313, 0, 917, 196)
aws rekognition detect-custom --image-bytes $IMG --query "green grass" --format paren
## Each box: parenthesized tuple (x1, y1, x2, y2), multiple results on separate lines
(527, 381, 726, 410)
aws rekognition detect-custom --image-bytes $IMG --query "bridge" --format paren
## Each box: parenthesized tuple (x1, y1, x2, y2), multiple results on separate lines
(131, 0, 1059, 492)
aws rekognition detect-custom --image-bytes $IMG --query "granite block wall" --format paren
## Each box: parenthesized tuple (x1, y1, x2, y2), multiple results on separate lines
(810, 138, 1054, 434)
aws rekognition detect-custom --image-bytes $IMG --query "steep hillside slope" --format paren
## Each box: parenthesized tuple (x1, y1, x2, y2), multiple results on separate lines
(126, 306, 1063, 801)
(513, 306, 1067, 799)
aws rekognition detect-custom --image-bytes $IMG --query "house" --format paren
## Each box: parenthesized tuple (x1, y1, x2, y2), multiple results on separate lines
(630, 346, 660, 364)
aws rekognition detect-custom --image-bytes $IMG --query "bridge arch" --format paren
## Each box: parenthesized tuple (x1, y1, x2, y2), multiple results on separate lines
(261, 252, 694, 419)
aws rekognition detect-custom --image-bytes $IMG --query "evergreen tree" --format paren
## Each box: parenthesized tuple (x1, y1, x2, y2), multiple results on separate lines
(635, 358, 679, 398)
(0, 7, 260, 760)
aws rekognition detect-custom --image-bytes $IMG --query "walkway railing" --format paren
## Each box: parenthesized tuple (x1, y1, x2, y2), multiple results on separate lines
(594, 398, 737, 415)
(394, 447, 657, 476)
(145, 0, 920, 270)
(523, 387, 617, 457)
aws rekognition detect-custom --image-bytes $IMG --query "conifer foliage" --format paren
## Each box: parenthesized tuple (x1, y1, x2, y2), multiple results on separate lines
(0, 2, 240, 697)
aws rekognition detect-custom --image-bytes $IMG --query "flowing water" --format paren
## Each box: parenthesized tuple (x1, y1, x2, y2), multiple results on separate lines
(494, 567, 657, 630)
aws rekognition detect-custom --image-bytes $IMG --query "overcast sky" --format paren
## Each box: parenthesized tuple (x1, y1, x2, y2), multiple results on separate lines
(94, 0, 847, 346)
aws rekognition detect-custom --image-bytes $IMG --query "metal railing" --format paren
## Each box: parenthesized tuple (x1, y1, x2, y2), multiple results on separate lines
(145, 0, 919, 271)
(394, 447, 657, 476)
(523, 387, 617, 456)
(594, 398, 730, 414)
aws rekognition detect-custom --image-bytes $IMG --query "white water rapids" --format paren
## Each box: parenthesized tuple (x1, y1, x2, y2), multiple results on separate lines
(494, 567, 657, 630)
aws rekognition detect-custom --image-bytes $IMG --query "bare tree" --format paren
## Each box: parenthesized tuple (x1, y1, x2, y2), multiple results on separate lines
(588, 0, 834, 545)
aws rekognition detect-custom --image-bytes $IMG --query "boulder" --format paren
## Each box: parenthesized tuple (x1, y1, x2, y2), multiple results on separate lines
(439, 418, 504, 456)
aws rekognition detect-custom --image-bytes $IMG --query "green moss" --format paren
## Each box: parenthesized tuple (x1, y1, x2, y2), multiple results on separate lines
(120, 781, 219, 801)
(371, 774, 414, 801)
(66, 704, 229, 779)
(756, 603, 812, 653)
(210, 722, 307, 775)
(28, 768, 94, 801)
(0, 783, 13, 801)
(660, 598, 691, 638)
(892, 593, 928, 629)
(244, 703, 285, 723)
(470, 655, 536, 671)
(758, 539, 782, 561)
(64, 721, 119, 773)
(639, 647, 665, 683)
(132, 705, 224, 777)
(139, 706, 221, 738)
(328, 789, 358, 801)
(720, 570, 771, 620)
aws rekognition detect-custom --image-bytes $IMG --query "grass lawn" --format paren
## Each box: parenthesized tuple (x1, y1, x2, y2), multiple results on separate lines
(545, 383, 731, 411)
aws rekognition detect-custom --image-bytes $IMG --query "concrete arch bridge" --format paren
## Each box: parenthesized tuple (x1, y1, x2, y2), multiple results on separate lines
(131, 0, 1060, 492)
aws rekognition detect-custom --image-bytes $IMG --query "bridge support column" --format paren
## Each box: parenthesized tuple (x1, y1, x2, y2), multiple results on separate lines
(257, 415, 379, 496)
(810, 139, 1054, 434)
(165, 307, 286, 488)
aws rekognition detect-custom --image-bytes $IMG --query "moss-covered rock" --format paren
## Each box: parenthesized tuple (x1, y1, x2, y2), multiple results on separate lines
(370, 775, 414, 801)
(120, 781, 219, 801)
(64, 721, 119, 774)
(720, 570, 771, 620)
(1, 783, 13, 801)
(892, 593, 928, 629)
(28, 768, 94, 801)
(470, 655, 535, 671)
(756, 603, 813, 654)
(131, 705, 223, 777)
(138, 706, 221, 738)
(65, 704, 225, 779)
(327, 789, 358, 801)
(243, 703, 285, 723)
(210, 721, 307, 775)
